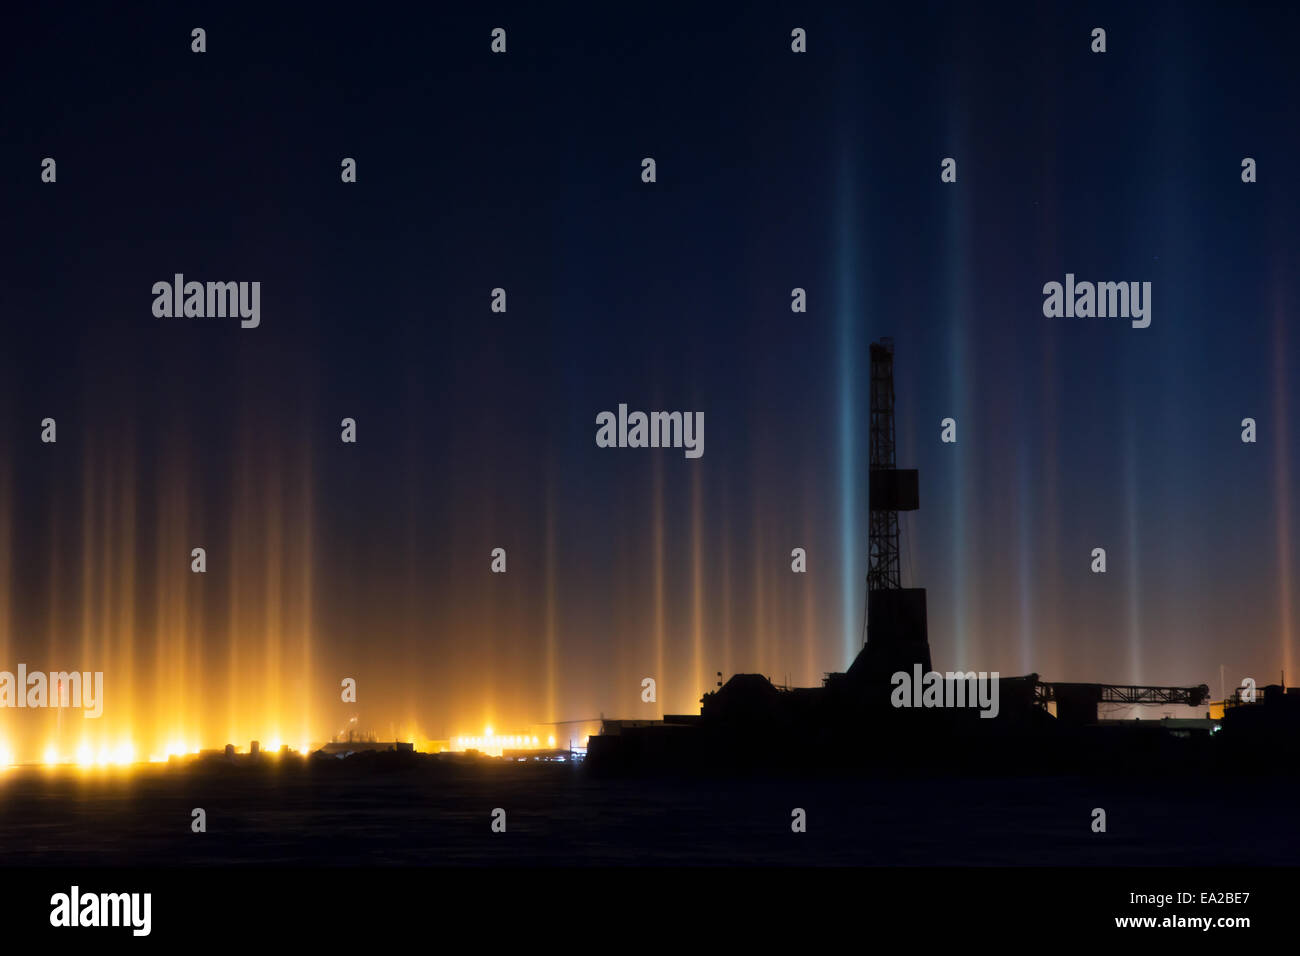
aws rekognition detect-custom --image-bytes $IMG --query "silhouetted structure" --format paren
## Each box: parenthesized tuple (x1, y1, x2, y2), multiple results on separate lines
(1036, 681, 1210, 725)
(848, 338, 931, 686)
(587, 339, 1262, 776)
(1219, 683, 1300, 763)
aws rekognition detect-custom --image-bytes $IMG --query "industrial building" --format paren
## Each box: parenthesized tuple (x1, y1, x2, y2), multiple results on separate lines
(587, 339, 1281, 775)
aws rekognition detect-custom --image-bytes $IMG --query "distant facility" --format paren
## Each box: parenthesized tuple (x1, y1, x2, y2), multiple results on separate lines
(587, 340, 1296, 774)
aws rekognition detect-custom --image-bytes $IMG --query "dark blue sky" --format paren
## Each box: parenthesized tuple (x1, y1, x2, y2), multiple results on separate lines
(0, 1, 1296, 747)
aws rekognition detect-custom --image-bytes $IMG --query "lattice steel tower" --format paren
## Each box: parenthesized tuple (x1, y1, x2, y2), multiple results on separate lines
(867, 339, 903, 592)
(848, 338, 929, 682)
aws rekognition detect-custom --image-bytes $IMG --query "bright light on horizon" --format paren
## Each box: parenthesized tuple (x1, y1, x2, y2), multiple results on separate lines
(9, 722, 565, 767)
(446, 730, 551, 757)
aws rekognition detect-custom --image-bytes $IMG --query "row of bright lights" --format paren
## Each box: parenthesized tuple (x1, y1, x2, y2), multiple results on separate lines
(0, 742, 155, 768)
(451, 732, 554, 750)
(0, 739, 313, 768)
(1, 728, 579, 766)
(41, 742, 140, 767)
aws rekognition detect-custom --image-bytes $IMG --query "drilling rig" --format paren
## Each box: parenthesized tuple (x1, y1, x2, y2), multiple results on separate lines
(587, 337, 1218, 772)
(846, 338, 932, 686)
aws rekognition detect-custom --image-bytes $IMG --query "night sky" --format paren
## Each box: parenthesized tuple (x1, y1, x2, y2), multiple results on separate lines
(1, 1, 1296, 757)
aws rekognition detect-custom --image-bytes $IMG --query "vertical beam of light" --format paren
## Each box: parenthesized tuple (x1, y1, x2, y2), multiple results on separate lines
(835, 151, 860, 669)
(0, 457, 10, 759)
(173, 450, 192, 750)
(399, 423, 418, 746)
(752, 487, 767, 676)
(227, 442, 250, 750)
(1034, 169, 1062, 679)
(1274, 300, 1294, 680)
(153, 445, 182, 755)
(652, 457, 664, 718)
(943, 141, 971, 667)
(76, 445, 96, 764)
(1016, 445, 1034, 674)
(544, 472, 557, 725)
(113, 443, 138, 755)
(802, 480, 816, 686)
(187, 442, 206, 753)
(720, 487, 733, 681)
(95, 459, 114, 757)
(613, 497, 632, 724)
(1124, 422, 1143, 684)
(264, 463, 284, 751)
(690, 468, 703, 708)
(45, 474, 61, 737)
(191, 445, 209, 750)
(13, 413, 328, 762)
(480, 480, 497, 742)
(294, 439, 315, 751)
(1038, 336, 1062, 678)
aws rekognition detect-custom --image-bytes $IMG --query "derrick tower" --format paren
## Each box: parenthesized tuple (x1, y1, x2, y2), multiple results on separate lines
(848, 338, 932, 684)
